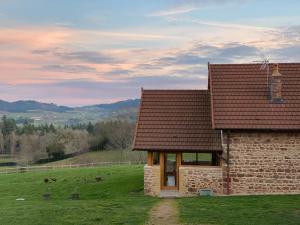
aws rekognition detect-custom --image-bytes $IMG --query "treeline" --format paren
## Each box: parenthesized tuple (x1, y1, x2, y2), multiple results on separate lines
(0, 116, 135, 165)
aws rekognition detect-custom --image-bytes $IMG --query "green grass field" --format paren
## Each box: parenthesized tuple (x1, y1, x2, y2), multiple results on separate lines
(177, 195, 300, 225)
(0, 165, 299, 225)
(0, 165, 157, 225)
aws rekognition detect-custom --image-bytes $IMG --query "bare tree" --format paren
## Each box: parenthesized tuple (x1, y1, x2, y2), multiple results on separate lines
(17, 134, 41, 165)
(102, 121, 135, 150)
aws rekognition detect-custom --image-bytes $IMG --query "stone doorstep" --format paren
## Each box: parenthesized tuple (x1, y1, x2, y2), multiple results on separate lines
(160, 190, 180, 198)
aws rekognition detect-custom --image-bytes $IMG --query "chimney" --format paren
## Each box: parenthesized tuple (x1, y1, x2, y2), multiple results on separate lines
(270, 63, 283, 103)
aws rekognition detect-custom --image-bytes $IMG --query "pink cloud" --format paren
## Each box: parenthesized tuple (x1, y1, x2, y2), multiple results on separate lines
(0, 27, 71, 49)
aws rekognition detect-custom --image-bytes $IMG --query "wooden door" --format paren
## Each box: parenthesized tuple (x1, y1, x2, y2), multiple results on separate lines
(160, 153, 180, 190)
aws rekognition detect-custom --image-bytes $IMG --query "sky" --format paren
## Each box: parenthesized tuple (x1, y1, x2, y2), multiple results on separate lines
(0, 0, 299, 106)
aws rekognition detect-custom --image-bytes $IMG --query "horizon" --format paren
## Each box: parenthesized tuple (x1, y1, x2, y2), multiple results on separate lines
(0, 97, 140, 107)
(1, 0, 300, 106)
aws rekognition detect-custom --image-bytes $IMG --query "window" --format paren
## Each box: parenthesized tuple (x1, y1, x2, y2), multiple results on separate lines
(181, 152, 220, 166)
(153, 152, 160, 165)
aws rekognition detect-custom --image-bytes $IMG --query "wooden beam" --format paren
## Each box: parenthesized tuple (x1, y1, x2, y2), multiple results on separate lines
(160, 152, 164, 189)
(176, 153, 181, 189)
(147, 151, 153, 166)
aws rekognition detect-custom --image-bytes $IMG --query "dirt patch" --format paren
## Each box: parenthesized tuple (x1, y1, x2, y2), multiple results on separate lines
(146, 199, 181, 225)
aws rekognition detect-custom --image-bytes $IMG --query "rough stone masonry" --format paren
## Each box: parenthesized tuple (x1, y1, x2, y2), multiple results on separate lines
(223, 131, 300, 195)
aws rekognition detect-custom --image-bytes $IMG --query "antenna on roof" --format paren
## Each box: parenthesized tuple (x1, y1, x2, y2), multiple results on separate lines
(253, 54, 269, 69)
(253, 54, 271, 97)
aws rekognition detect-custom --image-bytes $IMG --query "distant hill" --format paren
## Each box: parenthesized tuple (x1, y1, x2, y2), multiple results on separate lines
(0, 100, 72, 113)
(0, 99, 140, 125)
(80, 99, 140, 111)
(0, 99, 140, 113)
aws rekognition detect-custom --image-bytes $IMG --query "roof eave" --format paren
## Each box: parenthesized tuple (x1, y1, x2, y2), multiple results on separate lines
(131, 88, 144, 151)
(216, 127, 300, 131)
(132, 148, 223, 152)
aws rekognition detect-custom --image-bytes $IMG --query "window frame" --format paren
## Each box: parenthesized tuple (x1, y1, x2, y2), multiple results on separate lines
(181, 152, 221, 166)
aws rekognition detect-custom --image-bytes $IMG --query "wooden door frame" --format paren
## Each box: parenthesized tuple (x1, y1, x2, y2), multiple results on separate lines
(160, 152, 181, 190)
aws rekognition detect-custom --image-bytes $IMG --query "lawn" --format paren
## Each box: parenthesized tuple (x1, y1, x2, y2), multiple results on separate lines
(177, 195, 300, 225)
(1, 165, 299, 225)
(0, 165, 158, 225)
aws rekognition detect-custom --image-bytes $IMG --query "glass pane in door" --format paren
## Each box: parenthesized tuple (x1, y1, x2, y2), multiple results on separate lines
(164, 153, 177, 187)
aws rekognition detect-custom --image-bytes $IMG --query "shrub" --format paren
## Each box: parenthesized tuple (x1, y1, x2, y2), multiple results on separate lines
(46, 142, 65, 160)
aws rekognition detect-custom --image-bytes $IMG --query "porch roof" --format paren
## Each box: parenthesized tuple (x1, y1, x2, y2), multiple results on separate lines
(132, 89, 222, 152)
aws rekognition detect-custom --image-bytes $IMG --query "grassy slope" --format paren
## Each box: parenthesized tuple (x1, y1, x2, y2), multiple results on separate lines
(0, 149, 146, 167)
(0, 165, 158, 225)
(46, 150, 146, 166)
(177, 195, 300, 225)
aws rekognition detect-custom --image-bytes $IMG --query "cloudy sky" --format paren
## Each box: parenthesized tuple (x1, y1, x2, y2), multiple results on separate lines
(0, 0, 299, 106)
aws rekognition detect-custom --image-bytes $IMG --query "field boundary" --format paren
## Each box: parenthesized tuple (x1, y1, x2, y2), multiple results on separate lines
(0, 161, 146, 175)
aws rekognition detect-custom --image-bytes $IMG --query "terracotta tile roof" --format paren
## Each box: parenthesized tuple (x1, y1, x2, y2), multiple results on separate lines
(209, 63, 300, 130)
(133, 90, 222, 151)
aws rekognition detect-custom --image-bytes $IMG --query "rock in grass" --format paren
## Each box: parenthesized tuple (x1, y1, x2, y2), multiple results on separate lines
(95, 176, 102, 182)
(70, 193, 80, 200)
(42, 193, 51, 200)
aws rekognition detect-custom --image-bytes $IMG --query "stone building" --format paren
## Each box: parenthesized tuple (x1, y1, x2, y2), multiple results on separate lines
(132, 63, 300, 197)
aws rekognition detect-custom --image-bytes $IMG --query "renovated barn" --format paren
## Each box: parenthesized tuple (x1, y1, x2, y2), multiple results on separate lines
(133, 63, 300, 197)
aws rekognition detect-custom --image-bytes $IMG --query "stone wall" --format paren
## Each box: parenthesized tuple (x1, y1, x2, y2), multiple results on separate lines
(179, 166, 223, 196)
(223, 131, 300, 195)
(144, 165, 160, 196)
(143, 131, 300, 197)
